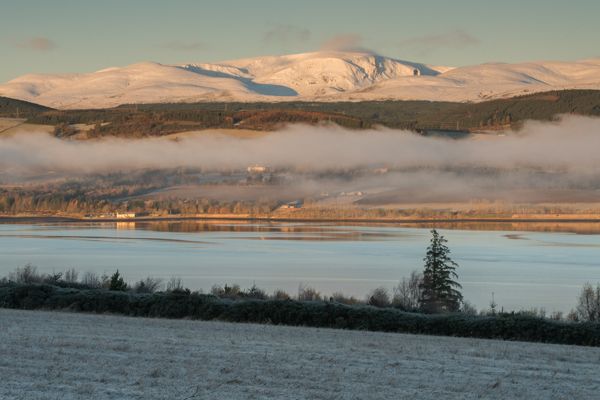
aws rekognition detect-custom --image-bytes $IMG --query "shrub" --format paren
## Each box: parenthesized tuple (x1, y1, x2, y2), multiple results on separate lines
(550, 311, 564, 321)
(134, 277, 163, 293)
(100, 274, 111, 289)
(243, 283, 267, 300)
(567, 310, 579, 322)
(516, 308, 547, 319)
(211, 284, 241, 299)
(9, 264, 43, 284)
(367, 287, 391, 308)
(44, 272, 63, 285)
(331, 292, 361, 305)
(272, 289, 291, 301)
(1, 283, 600, 347)
(297, 284, 321, 301)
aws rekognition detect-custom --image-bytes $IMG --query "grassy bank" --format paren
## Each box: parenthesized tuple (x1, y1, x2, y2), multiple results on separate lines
(3, 211, 600, 224)
(1, 283, 599, 347)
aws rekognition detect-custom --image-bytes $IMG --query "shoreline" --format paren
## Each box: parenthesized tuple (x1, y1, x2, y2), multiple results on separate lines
(2, 213, 600, 225)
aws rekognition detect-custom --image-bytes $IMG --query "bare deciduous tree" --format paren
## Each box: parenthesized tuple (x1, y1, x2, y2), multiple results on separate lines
(461, 300, 478, 315)
(63, 268, 79, 284)
(331, 291, 360, 305)
(272, 289, 291, 300)
(166, 277, 184, 292)
(576, 283, 600, 322)
(81, 271, 102, 288)
(392, 270, 423, 311)
(9, 264, 42, 284)
(297, 284, 321, 301)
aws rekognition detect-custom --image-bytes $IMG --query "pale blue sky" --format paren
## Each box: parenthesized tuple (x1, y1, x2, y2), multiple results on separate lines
(1, 0, 599, 82)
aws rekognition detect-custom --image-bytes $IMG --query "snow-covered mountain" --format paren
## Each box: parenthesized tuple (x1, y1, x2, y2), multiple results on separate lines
(1, 51, 600, 109)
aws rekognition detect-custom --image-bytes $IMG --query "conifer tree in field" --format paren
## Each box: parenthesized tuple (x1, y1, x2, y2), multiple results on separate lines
(419, 229, 463, 313)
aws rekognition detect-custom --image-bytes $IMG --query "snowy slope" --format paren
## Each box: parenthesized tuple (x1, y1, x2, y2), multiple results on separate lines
(1, 51, 600, 109)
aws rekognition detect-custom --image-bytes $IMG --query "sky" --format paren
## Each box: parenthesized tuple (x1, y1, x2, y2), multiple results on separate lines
(1, 0, 599, 82)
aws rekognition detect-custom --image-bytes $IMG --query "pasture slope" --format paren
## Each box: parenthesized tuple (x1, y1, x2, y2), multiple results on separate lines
(1, 308, 599, 399)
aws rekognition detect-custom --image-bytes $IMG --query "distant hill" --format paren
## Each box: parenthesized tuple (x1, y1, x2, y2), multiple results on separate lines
(1, 51, 600, 109)
(300, 89, 600, 131)
(0, 96, 53, 118)
(431, 89, 600, 130)
(9, 89, 600, 138)
(115, 89, 600, 131)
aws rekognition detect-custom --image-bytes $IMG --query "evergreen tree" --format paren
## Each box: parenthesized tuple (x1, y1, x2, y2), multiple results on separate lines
(109, 270, 127, 291)
(419, 229, 463, 313)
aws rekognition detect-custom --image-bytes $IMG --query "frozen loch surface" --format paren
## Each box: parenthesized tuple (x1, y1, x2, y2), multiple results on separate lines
(1, 309, 599, 399)
(1, 222, 600, 312)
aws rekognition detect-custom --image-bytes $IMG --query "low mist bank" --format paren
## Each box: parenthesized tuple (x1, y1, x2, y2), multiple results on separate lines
(1, 116, 599, 206)
(0, 116, 598, 173)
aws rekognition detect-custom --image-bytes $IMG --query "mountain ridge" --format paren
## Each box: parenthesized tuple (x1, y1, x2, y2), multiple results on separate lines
(1, 51, 600, 109)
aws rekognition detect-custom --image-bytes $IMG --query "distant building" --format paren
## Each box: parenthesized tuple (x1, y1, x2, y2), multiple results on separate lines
(278, 200, 303, 210)
(116, 212, 136, 219)
(340, 191, 364, 197)
(373, 167, 389, 174)
(247, 164, 270, 174)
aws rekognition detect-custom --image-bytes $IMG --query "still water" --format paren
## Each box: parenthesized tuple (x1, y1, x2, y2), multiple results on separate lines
(1, 220, 599, 313)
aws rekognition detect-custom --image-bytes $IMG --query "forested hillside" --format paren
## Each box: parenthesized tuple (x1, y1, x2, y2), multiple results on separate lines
(0, 97, 53, 118)
(1, 90, 599, 138)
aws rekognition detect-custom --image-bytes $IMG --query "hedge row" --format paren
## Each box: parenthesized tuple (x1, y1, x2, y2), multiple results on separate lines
(2, 283, 599, 347)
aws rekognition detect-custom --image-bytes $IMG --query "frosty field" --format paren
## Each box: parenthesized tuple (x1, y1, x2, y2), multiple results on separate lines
(1, 309, 599, 399)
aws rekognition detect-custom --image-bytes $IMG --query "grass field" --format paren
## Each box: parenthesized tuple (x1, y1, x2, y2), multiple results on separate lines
(1, 308, 599, 399)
